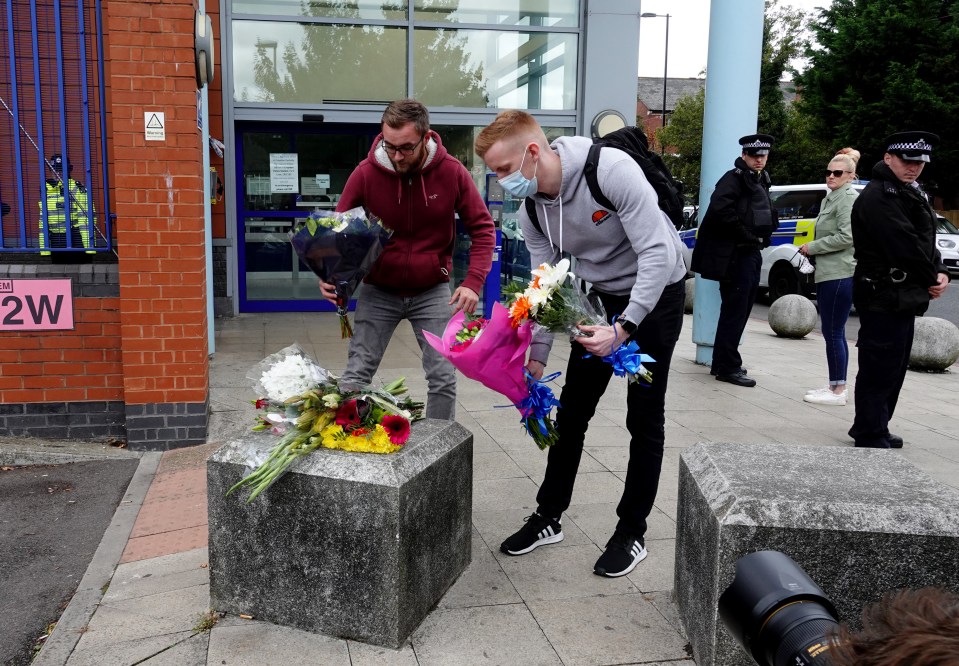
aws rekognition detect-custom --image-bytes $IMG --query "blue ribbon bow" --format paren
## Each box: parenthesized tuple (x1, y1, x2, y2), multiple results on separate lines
(502, 370, 558, 438)
(586, 341, 655, 385)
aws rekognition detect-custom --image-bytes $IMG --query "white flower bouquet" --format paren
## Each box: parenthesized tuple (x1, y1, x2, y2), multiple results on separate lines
(231, 344, 424, 503)
(505, 260, 654, 385)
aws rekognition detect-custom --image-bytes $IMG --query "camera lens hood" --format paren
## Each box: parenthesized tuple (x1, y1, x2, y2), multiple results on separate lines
(719, 551, 838, 662)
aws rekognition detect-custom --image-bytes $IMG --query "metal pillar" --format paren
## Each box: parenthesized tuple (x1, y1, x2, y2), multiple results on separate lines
(692, 0, 765, 365)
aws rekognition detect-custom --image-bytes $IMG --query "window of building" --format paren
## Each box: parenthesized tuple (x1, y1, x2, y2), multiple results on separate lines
(233, 21, 407, 105)
(232, 0, 406, 21)
(231, 3, 581, 111)
(412, 0, 578, 27)
(413, 29, 576, 109)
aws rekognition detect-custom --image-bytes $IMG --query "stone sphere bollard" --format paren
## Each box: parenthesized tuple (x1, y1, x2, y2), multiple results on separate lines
(767, 294, 817, 338)
(909, 317, 959, 371)
(684, 278, 695, 314)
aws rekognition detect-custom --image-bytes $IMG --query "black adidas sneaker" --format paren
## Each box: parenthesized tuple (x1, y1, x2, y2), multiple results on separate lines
(500, 512, 564, 555)
(593, 530, 647, 577)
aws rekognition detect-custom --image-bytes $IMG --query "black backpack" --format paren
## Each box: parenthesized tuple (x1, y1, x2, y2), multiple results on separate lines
(524, 126, 685, 233)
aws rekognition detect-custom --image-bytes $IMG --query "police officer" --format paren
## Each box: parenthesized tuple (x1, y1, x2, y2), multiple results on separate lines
(848, 131, 948, 449)
(691, 134, 777, 387)
(38, 154, 96, 257)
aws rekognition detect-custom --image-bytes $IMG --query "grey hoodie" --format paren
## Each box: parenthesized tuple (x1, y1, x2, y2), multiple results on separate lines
(521, 136, 687, 364)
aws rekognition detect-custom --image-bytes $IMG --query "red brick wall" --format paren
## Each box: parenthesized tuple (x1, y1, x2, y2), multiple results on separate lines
(0, 0, 210, 447)
(0, 292, 122, 404)
(107, 0, 209, 407)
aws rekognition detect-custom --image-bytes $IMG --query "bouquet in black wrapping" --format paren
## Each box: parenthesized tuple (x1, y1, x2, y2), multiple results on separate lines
(290, 206, 393, 337)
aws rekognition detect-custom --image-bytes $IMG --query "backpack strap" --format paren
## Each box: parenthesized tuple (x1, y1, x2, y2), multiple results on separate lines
(523, 197, 541, 235)
(583, 143, 616, 212)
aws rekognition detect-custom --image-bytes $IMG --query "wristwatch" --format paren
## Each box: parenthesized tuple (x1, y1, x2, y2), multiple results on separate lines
(616, 315, 637, 335)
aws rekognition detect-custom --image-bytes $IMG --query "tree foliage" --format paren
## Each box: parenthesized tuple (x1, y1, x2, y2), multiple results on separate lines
(659, 89, 705, 203)
(796, 0, 959, 205)
(659, 0, 830, 202)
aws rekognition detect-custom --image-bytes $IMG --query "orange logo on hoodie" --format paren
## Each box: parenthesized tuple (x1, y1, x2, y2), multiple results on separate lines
(592, 210, 611, 226)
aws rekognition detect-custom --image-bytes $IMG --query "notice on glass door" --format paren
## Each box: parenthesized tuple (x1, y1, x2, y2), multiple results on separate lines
(269, 153, 299, 193)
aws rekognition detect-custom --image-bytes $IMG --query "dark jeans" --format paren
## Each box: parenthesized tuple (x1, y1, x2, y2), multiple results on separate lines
(817, 277, 853, 385)
(849, 310, 914, 446)
(712, 248, 762, 375)
(536, 279, 685, 540)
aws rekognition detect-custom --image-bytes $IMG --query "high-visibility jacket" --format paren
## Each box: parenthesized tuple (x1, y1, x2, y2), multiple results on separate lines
(38, 179, 96, 253)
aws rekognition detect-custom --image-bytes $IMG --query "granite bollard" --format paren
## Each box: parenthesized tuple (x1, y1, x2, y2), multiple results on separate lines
(675, 442, 959, 666)
(909, 316, 959, 371)
(767, 293, 817, 338)
(207, 419, 473, 648)
(684, 276, 695, 314)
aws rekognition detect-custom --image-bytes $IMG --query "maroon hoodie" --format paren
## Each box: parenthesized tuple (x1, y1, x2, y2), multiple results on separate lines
(337, 130, 495, 296)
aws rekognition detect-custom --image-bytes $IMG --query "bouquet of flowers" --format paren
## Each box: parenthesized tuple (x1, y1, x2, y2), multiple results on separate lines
(424, 304, 560, 449)
(228, 344, 424, 503)
(505, 259, 654, 385)
(290, 206, 393, 338)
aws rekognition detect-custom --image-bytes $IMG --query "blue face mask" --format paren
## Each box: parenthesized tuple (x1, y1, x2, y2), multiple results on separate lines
(499, 145, 538, 198)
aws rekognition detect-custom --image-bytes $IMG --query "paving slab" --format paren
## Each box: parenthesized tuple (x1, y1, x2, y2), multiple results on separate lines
(498, 543, 636, 602)
(626, 539, 676, 594)
(527, 593, 691, 666)
(207, 620, 350, 665)
(410, 604, 562, 666)
(104, 549, 209, 604)
(346, 640, 419, 666)
(438, 531, 521, 609)
(67, 631, 202, 666)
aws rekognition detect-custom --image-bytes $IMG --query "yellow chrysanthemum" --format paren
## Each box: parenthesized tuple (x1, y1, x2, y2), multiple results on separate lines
(318, 423, 400, 454)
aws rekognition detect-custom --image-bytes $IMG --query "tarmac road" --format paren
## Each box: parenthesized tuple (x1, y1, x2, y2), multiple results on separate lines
(0, 459, 138, 666)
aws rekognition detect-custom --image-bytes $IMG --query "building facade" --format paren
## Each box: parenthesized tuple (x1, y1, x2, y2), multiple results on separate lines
(0, 0, 644, 449)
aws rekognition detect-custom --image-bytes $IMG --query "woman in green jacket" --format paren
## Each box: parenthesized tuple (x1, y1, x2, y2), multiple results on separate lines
(799, 149, 860, 405)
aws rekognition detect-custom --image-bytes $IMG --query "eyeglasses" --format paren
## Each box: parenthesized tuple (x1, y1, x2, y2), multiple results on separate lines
(825, 169, 850, 178)
(383, 135, 425, 156)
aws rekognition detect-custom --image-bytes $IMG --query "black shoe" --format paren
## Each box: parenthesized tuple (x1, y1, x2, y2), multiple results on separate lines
(715, 370, 756, 387)
(500, 512, 564, 556)
(594, 531, 647, 577)
(853, 438, 891, 449)
(710, 366, 747, 376)
(887, 433, 904, 449)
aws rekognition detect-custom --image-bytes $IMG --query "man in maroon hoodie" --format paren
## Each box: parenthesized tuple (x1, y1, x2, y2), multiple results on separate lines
(320, 99, 495, 419)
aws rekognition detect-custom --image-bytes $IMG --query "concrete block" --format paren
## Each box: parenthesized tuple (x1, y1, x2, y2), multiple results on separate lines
(684, 278, 695, 314)
(207, 419, 473, 648)
(910, 316, 959, 371)
(674, 442, 959, 666)
(767, 294, 817, 338)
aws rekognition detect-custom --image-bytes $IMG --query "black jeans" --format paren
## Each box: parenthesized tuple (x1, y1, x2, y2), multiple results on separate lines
(712, 248, 762, 375)
(849, 309, 914, 446)
(535, 279, 685, 540)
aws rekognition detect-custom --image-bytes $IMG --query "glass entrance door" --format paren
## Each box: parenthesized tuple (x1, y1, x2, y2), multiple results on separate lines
(235, 122, 379, 312)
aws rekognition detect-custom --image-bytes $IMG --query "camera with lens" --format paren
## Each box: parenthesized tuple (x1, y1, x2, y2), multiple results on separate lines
(719, 550, 840, 666)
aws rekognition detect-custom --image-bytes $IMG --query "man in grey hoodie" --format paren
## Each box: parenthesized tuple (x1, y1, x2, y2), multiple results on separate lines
(475, 110, 687, 577)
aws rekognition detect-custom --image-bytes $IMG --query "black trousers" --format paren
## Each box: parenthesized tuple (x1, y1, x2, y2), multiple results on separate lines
(712, 248, 762, 375)
(535, 279, 685, 540)
(849, 309, 915, 446)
